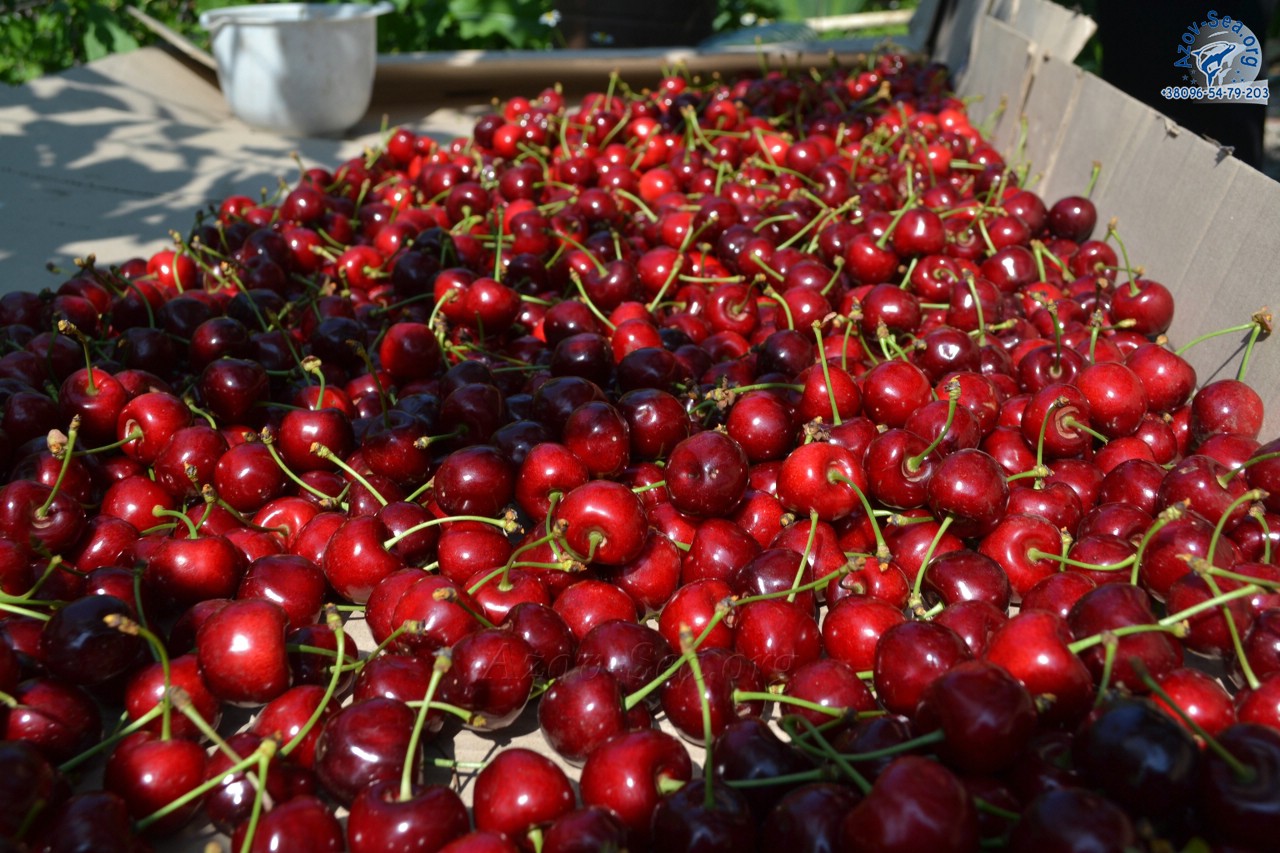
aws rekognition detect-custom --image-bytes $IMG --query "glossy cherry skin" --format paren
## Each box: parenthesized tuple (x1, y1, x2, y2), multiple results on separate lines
(103, 730, 208, 835)
(776, 441, 867, 522)
(732, 598, 822, 683)
(761, 782, 862, 853)
(650, 778, 756, 853)
(915, 659, 1036, 775)
(1068, 582, 1182, 692)
(0, 740, 59, 840)
(860, 359, 934, 428)
(579, 729, 693, 839)
(552, 479, 649, 566)
(537, 666, 635, 763)
(30, 790, 140, 853)
(712, 717, 816, 819)
(822, 595, 907, 673)
(347, 780, 470, 853)
(983, 610, 1095, 729)
(230, 793, 345, 853)
(925, 448, 1008, 538)
(1007, 788, 1137, 853)
(1073, 697, 1201, 836)
(472, 748, 575, 841)
(323, 515, 406, 604)
(660, 647, 768, 742)
(313, 697, 418, 808)
(784, 658, 877, 732)
(663, 430, 749, 518)
(196, 597, 291, 707)
(439, 627, 536, 731)
(503, 601, 577, 680)
(1151, 666, 1237, 737)
(575, 618, 672, 695)
(873, 619, 973, 717)
(840, 755, 979, 853)
(38, 593, 144, 686)
(543, 806, 629, 853)
(923, 547, 1012, 611)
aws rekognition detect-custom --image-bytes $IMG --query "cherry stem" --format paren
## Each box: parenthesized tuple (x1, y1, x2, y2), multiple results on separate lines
(1084, 161, 1102, 198)
(261, 432, 343, 507)
(963, 273, 989, 346)
(1067, 621, 1186, 655)
(1061, 416, 1108, 445)
(1174, 319, 1258, 357)
(906, 380, 961, 472)
(238, 745, 276, 853)
(57, 701, 164, 774)
(1105, 221, 1138, 295)
(404, 700, 479, 725)
(1238, 309, 1271, 383)
(137, 712, 274, 832)
(813, 322, 842, 426)
(1092, 635, 1118, 708)
(35, 420, 78, 522)
(840, 729, 946, 762)
(3, 555, 64, 604)
(0, 601, 50, 621)
(734, 691, 841, 717)
(827, 472, 889, 558)
(1126, 509, 1184, 587)
(788, 511, 821, 603)
(73, 425, 142, 456)
(764, 285, 795, 329)
(1185, 556, 1261, 690)
(623, 600, 731, 711)
(59, 321, 98, 394)
(567, 271, 617, 332)
(431, 585, 496, 630)
(1253, 508, 1273, 563)
(644, 253, 685, 314)
(104, 613, 173, 740)
(311, 443, 387, 507)
(1133, 658, 1255, 783)
(1223, 449, 1280, 487)
(725, 769, 829, 789)
(741, 563, 850, 607)
(678, 626, 717, 809)
(786, 716, 872, 795)
(383, 512, 516, 551)
(400, 651, 449, 801)
(153, 506, 199, 540)
(909, 515, 954, 607)
(631, 479, 667, 494)
(1025, 548, 1134, 573)
(281, 606, 350, 757)
(1209, 489, 1267, 564)
(875, 194, 917, 251)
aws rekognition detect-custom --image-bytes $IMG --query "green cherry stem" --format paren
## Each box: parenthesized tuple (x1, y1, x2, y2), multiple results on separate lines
(400, 651, 450, 801)
(282, 606, 351, 758)
(311, 443, 387, 507)
(908, 515, 954, 612)
(1133, 657, 1255, 781)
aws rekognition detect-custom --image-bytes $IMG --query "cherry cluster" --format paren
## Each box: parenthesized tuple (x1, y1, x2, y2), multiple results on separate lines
(2, 52, 1279, 853)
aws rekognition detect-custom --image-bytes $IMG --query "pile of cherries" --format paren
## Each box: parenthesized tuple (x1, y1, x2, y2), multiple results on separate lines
(2, 52, 1280, 853)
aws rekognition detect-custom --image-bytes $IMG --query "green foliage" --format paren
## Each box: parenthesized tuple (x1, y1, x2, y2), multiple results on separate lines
(1, 0, 140, 84)
(378, 0, 555, 52)
(1, 0, 912, 86)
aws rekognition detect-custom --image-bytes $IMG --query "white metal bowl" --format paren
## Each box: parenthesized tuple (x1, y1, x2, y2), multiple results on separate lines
(200, 3, 392, 136)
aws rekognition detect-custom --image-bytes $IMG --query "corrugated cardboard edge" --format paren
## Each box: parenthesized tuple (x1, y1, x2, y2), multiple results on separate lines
(961, 10, 1280, 436)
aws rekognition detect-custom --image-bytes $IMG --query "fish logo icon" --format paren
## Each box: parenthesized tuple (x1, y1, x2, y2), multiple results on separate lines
(1190, 34, 1246, 87)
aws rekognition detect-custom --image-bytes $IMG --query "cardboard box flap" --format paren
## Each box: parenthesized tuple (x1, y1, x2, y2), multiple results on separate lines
(991, 0, 1097, 63)
(957, 15, 1035, 156)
